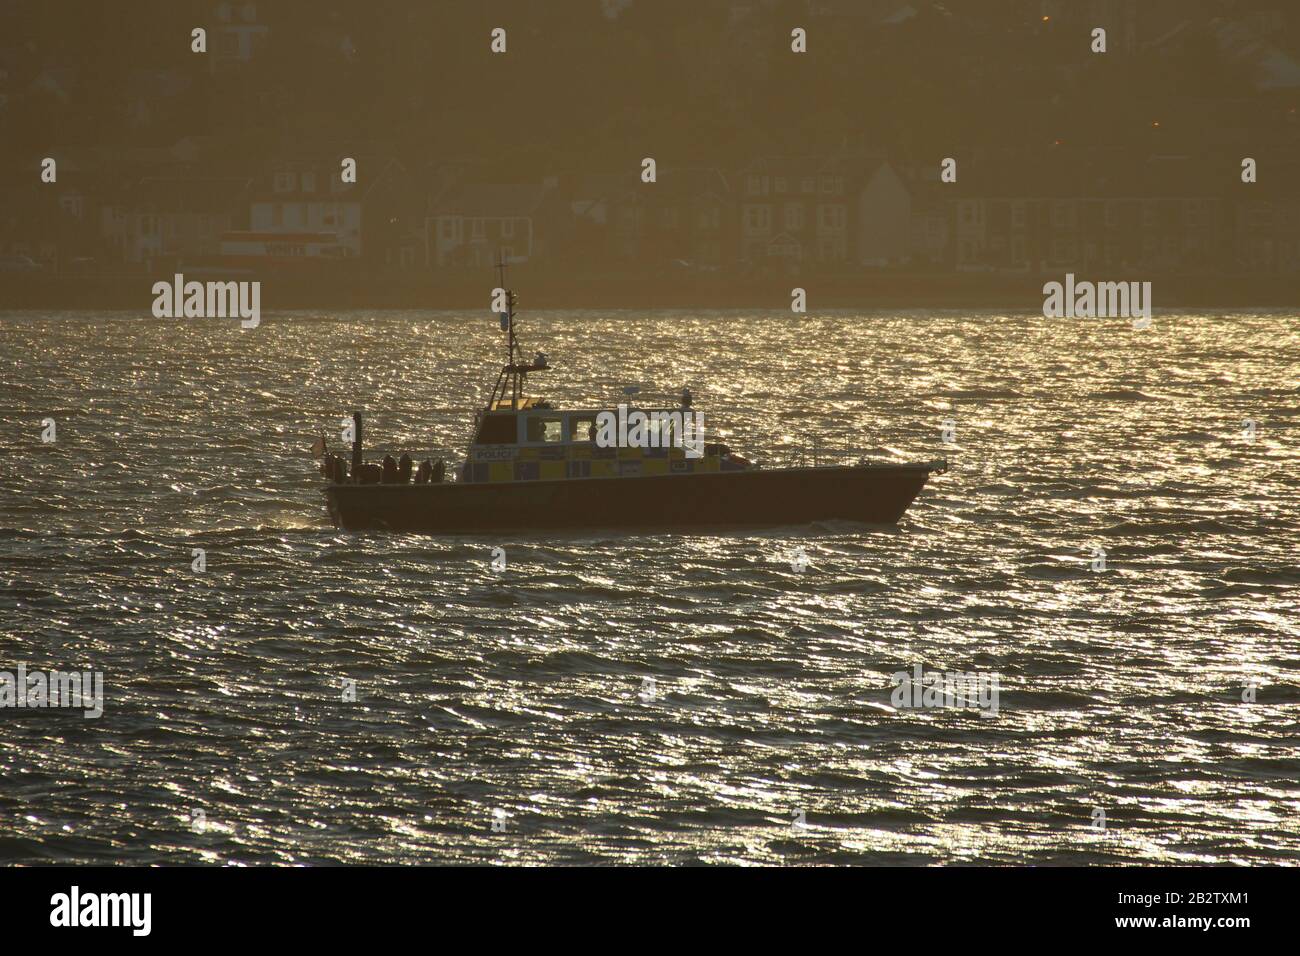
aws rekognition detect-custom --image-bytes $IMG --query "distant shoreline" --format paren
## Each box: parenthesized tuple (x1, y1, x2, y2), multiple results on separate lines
(1, 273, 1295, 311)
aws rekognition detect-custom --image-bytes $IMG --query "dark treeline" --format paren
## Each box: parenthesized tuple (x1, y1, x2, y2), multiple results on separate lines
(1, 0, 1294, 174)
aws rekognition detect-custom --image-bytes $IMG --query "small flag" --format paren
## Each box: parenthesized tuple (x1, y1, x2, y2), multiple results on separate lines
(311, 434, 326, 458)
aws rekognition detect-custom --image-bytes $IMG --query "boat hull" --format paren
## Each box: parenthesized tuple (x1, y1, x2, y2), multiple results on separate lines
(324, 463, 942, 534)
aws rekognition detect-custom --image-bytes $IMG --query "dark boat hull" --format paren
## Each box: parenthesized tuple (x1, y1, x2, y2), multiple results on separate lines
(324, 463, 942, 533)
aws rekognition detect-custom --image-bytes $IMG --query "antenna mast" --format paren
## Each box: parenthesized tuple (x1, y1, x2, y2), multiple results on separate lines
(492, 251, 525, 410)
(496, 253, 516, 371)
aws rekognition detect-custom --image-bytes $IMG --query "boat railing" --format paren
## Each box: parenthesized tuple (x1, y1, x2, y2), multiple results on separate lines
(759, 436, 879, 470)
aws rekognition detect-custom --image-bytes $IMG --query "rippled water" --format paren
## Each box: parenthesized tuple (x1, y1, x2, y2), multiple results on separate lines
(1, 309, 1297, 865)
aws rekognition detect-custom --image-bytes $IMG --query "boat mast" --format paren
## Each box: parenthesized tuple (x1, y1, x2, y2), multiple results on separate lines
(493, 252, 523, 411)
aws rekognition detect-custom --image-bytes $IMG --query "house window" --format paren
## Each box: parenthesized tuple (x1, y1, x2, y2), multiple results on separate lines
(747, 175, 761, 196)
(819, 205, 844, 229)
(301, 171, 316, 193)
(274, 172, 294, 193)
(1012, 203, 1025, 228)
(802, 178, 814, 193)
(501, 218, 515, 238)
(785, 204, 803, 230)
(745, 206, 771, 230)
(775, 177, 786, 194)
(439, 218, 458, 241)
(821, 176, 834, 193)
(472, 219, 485, 240)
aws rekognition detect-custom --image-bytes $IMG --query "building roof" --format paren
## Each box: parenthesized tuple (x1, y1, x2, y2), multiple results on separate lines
(432, 183, 549, 218)
(572, 167, 730, 207)
(119, 177, 253, 213)
(937, 151, 1300, 200)
(738, 155, 833, 179)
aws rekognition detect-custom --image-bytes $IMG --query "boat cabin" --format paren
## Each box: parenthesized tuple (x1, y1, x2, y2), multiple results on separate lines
(463, 404, 721, 484)
(459, 276, 728, 484)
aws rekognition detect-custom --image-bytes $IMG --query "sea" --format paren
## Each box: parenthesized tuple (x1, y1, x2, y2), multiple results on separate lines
(1, 308, 1296, 864)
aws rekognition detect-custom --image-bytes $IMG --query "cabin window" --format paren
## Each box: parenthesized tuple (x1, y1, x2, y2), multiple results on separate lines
(526, 416, 563, 442)
(570, 417, 596, 442)
(474, 414, 518, 444)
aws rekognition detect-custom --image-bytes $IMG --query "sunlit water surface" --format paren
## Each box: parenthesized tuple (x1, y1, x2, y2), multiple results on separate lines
(1, 309, 1297, 865)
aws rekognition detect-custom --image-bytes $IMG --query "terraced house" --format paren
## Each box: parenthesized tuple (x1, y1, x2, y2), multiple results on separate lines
(736, 156, 854, 270)
(942, 154, 1298, 275)
(427, 182, 556, 269)
(570, 167, 733, 269)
